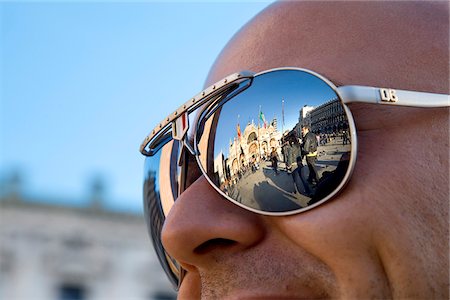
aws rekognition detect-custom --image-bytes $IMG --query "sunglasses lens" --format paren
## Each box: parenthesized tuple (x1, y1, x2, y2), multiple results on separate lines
(143, 137, 183, 288)
(196, 69, 353, 214)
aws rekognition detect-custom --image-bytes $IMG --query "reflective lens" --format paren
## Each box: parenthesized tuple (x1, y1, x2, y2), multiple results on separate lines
(196, 69, 353, 214)
(143, 138, 182, 288)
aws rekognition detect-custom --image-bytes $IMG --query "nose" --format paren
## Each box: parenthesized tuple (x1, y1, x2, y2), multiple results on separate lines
(161, 175, 266, 271)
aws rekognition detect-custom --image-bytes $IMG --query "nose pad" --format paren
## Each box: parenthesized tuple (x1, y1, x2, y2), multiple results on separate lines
(161, 175, 266, 272)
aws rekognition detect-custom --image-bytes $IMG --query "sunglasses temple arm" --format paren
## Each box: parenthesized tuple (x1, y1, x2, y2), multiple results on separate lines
(338, 85, 450, 108)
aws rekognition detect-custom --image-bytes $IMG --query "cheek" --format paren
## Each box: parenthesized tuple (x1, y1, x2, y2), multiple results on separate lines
(271, 169, 395, 296)
(272, 126, 442, 296)
(273, 194, 392, 297)
(178, 271, 201, 299)
(273, 130, 396, 253)
(275, 187, 378, 258)
(270, 130, 397, 275)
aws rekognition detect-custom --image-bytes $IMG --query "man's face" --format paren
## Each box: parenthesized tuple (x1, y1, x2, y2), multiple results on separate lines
(302, 127, 308, 136)
(160, 2, 449, 299)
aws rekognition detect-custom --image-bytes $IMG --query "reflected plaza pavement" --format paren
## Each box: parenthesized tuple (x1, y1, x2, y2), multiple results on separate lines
(226, 137, 350, 212)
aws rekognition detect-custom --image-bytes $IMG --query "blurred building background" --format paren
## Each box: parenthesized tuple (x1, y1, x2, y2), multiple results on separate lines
(0, 173, 176, 300)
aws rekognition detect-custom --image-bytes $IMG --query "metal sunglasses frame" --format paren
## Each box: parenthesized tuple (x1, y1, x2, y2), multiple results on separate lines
(141, 67, 449, 156)
(140, 67, 449, 214)
(140, 67, 449, 289)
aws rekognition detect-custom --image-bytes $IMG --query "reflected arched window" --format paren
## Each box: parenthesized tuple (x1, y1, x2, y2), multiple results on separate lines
(247, 132, 257, 144)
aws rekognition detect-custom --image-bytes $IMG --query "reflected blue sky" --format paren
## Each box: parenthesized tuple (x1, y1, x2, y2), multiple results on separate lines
(0, 2, 274, 212)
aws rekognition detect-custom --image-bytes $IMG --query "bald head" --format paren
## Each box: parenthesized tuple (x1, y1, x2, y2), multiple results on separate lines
(206, 1, 448, 94)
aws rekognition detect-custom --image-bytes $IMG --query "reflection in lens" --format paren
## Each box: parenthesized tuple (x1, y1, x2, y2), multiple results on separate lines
(197, 69, 352, 213)
(143, 139, 182, 288)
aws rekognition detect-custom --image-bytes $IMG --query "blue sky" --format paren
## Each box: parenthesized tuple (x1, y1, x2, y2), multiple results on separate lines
(0, 1, 274, 212)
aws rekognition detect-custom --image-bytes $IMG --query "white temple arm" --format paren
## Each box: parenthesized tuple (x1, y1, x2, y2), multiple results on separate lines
(338, 85, 450, 107)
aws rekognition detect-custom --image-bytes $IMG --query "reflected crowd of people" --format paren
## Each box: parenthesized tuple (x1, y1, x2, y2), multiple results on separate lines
(216, 125, 351, 207)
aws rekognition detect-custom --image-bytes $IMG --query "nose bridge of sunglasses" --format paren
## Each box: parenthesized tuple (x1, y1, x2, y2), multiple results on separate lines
(176, 139, 199, 168)
(172, 112, 189, 141)
(140, 71, 255, 157)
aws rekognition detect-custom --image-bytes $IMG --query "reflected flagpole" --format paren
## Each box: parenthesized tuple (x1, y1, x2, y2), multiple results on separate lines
(258, 106, 261, 134)
(236, 114, 241, 140)
(257, 106, 262, 160)
(236, 114, 240, 170)
(282, 99, 285, 138)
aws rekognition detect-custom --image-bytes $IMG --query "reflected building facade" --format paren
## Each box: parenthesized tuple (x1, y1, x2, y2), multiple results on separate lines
(214, 121, 282, 186)
(213, 98, 350, 187)
(299, 105, 314, 128)
(271, 117, 278, 131)
(308, 98, 348, 133)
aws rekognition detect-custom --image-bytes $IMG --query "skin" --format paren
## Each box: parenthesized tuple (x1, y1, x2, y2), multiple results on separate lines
(302, 127, 309, 136)
(161, 1, 449, 299)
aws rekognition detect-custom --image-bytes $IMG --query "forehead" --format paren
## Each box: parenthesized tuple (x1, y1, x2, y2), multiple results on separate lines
(206, 1, 448, 94)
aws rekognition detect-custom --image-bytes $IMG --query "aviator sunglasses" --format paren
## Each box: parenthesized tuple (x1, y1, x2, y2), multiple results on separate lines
(139, 67, 449, 289)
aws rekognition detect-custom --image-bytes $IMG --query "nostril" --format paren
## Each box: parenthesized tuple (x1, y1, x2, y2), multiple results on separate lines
(194, 238, 237, 255)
